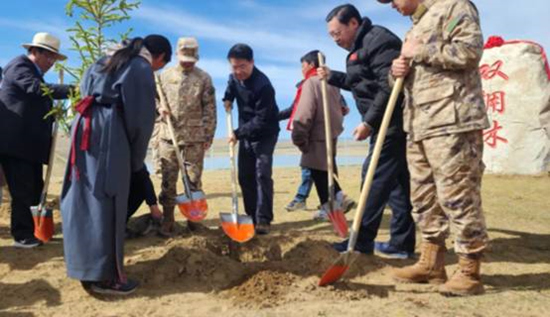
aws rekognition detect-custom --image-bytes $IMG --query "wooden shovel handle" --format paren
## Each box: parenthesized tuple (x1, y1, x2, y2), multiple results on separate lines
(347, 77, 405, 251)
(318, 52, 337, 210)
(155, 75, 192, 198)
(39, 69, 64, 207)
(226, 108, 239, 215)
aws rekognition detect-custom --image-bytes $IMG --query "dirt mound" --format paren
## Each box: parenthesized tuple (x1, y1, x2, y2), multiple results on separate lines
(225, 271, 298, 308)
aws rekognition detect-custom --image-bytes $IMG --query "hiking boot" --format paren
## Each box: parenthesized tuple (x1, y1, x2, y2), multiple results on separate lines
(13, 237, 43, 249)
(375, 242, 414, 259)
(158, 206, 175, 238)
(255, 223, 270, 235)
(393, 241, 447, 284)
(439, 255, 485, 296)
(285, 199, 306, 212)
(90, 279, 139, 296)
(332, 239, 373, 255)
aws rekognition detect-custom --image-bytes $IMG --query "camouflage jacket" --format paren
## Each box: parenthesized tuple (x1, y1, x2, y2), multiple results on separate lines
(399, 0, 490, 141)
(156, 65, 217, 145)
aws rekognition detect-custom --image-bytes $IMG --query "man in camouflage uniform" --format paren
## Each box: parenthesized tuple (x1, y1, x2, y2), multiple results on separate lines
(378, 0, 490, 296)
(156, 37, 216, 234)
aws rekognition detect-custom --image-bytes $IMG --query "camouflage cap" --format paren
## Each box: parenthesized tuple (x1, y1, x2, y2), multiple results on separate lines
(177, 37, 199, 63)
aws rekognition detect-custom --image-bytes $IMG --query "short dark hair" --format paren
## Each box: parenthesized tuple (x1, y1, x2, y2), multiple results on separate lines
(144, 34, 172, 64)
(326, 4, 362, 25)
(227, 43, 254, 61)
(300, 50, 321, 68)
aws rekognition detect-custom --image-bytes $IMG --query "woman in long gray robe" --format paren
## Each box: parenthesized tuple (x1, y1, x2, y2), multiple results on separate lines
(61, 35, 171, 295)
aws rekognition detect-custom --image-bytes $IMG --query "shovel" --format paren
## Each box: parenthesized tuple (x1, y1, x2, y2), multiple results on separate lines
(31, 69, 64, 243)
(219, 108, 255, 243)
(155, 76, 208, 222)
(319, 76, 405, 286)
(318, 52, 348, 238)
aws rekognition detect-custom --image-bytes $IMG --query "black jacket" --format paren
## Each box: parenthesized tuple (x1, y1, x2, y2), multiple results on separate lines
(223, 67, 280, 140)
(328, 18, 405, 138)
(0, 55, 72, 164)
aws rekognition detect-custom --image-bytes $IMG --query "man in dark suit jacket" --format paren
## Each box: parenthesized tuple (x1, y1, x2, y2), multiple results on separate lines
(0, 32, 72, 248)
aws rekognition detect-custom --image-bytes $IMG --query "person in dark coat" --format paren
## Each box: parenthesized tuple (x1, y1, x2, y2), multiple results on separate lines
(61, 35, 171, 296)
(0, 32, 73, 248)
(223, 44, 280, 235)
(319, 4, 416, 258)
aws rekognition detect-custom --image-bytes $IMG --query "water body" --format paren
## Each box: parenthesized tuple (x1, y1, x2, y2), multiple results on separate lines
(146, 154, 364, 171)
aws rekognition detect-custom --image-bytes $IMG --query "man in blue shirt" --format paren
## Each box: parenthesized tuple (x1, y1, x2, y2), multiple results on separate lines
(223, 44, 280, 235)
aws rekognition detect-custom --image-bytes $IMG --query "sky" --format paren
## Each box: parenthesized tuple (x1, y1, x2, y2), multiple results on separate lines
(1, 0, 549, 139)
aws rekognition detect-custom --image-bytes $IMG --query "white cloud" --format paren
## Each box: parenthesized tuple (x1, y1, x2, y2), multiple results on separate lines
(0, 18, 70, 46)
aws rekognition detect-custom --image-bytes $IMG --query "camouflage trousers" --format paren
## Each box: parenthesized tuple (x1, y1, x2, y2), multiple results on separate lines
(407, 130, 488, 255)
(155, 139, 206, 209)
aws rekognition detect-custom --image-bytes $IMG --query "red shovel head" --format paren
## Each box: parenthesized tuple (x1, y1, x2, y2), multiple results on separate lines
(327, 209, 348, 238)
(176, 191, 208, 222)
(318, 251, 359, 286)
(31, 206, 54, 243)
(220, 212, 255, 243)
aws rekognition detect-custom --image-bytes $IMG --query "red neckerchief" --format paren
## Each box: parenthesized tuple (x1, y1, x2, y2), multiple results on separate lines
(287, 68, 318, 131)
(69, 96, 95, 180)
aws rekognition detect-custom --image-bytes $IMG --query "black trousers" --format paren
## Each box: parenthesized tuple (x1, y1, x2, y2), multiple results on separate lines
(126, 166, 157, 222)
(238, 134, 278, 225)
(358, 135, 416, 252)
(0, 155, 43, 241)
(310, 167, 342, 205)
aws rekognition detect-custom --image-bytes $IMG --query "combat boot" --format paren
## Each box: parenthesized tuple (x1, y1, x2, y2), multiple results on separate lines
(393, 241, 447, 284)
(159, 206, 175, 237)
(439, 255, 484, 296)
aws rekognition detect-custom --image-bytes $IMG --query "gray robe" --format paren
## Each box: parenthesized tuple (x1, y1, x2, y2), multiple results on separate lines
(61, 56, 156, 282)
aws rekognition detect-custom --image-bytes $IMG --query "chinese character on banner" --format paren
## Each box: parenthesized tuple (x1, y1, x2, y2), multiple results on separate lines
(483, 120, 508, 148)
(483, 91, 506, 114)
(480, 60, 510, 81)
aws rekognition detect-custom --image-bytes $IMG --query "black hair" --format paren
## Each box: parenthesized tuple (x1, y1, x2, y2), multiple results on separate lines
(227, 43, 254, 61)
(325, 4, 362, 25)
(103, 34, 172, 74)
(300, 50, 321, 68)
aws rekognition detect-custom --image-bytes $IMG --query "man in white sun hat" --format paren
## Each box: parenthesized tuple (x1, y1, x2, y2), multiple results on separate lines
(0, 32, 73, 248)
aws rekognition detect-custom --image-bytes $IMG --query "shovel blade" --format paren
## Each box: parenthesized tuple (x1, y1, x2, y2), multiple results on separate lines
(30, 206, 54, 243)
(220, 212, 255, 243)
(176, 191, 208, 222)
(327, 209, 349, 238)
(318, 251, 359, 286)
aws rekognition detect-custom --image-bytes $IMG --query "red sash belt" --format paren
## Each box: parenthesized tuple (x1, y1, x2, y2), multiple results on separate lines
(69, 96, 95, 180)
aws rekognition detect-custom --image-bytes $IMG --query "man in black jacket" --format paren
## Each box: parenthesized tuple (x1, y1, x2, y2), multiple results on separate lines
(319, 4, 415, 258)
(0, 32, 73, 248)
(223, 44, 280, 235)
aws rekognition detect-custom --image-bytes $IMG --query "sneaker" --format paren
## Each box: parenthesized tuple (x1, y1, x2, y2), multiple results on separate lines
(375, 241, 414, 259)
(313, 207, 329, 221)
(90, 279, 139, 296)
(255, 223, 270, 235)
(13, 237, 43, 249)
(332, 239, 373, 254)
(285, 199, 306, 212)
(340, 196, 356, 214)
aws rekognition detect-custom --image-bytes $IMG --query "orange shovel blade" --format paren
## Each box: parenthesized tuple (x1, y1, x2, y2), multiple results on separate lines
(177, 198, 208, 222)
(318, 251, 358, 286)
(31, 207, 54, 243)
(220, 212, 255, 243)
(221, 222, 255, 243)
(327, 209, 348, 238)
